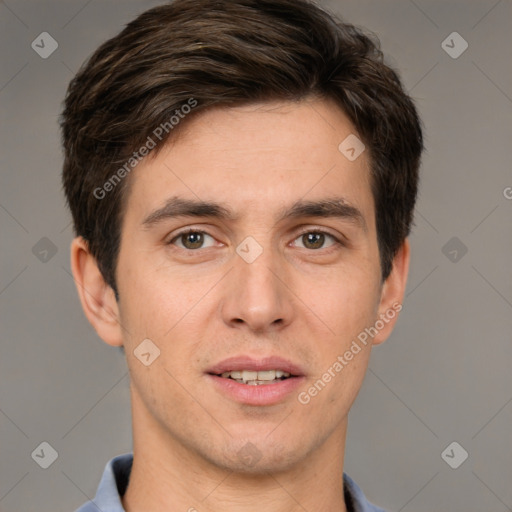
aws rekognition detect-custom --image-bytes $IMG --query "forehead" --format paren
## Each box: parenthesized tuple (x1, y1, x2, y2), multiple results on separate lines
(122, 98, 374, 227)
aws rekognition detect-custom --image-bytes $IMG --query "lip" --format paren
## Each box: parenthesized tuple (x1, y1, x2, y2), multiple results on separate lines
(206, 373, 306, 406)
(206, 355, 306, 376)
(205, 355, 306, 406)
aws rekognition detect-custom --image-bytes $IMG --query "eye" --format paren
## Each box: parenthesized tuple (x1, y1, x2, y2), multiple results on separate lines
(170, 230, 216, 250)
(292, 230, 339, 250)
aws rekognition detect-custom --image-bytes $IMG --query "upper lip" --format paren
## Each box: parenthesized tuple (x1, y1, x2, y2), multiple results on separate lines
(206, 355, 305, 376)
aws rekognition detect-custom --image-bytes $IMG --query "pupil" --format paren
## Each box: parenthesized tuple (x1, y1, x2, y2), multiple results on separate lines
(183, 232, 203, 249)
(304, 232, 324, 249)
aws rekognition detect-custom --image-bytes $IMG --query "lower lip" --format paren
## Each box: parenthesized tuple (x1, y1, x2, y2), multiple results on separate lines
(207, 374, 305, 406)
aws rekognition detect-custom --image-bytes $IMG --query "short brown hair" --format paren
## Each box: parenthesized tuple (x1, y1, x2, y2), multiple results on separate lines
(61, 0, 423, 297)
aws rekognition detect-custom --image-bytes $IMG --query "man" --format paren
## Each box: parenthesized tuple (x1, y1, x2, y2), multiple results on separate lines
(61, 0, 422, 510)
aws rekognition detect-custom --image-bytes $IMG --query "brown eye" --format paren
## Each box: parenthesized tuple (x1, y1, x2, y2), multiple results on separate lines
(171, 231, 215, 250)
(294, 231, 337, 250)
(303, 232, 324, 249)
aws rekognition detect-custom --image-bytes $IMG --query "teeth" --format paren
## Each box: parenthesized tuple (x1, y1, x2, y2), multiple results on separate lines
(256, 370, 276, 381)
(239, 379, 277, 386)
(220, 369, 292, 382)
(221, 370, 243, 379)
(242, 370, 258, 382)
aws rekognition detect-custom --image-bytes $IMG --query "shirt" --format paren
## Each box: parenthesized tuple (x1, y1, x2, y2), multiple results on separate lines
(75, 453, 389, 512)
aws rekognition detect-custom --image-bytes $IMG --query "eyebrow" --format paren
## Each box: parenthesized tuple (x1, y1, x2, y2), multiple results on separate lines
(142, 197, 236, 227)
(279, 198, 367, 232)
(142, 196, 367, 232)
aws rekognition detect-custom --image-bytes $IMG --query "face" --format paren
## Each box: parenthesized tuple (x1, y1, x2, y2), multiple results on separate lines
(86, 98, 406, 474)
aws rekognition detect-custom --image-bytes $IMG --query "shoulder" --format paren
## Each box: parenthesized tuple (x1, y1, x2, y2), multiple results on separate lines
(74, 453, 133, 512)
(343, 473, 391, 512)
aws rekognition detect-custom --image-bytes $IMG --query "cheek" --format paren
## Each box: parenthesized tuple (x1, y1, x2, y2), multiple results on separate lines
(295, 264, 380, 409)
(117, 249, 203, 339)
(303, 265, 381, 336)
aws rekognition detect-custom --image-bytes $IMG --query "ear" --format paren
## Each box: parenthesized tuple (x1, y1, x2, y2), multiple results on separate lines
(372, 238, 410, 346)
(70, 236, 124, 347)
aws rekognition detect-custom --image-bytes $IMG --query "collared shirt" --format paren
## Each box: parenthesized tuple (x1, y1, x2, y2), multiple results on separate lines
(75, 453, 389, 512)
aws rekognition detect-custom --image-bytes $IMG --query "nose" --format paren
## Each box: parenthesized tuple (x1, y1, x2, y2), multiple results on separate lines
(221, 245, 294, 334)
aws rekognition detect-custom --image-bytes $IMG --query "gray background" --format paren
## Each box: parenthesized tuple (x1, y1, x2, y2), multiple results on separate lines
(1, 0, 511, 511)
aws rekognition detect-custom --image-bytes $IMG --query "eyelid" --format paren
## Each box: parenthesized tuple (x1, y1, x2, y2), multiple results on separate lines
(291, 226, 344, 249)
(294, 225, 336, 236)
(167, 227, 218, 248)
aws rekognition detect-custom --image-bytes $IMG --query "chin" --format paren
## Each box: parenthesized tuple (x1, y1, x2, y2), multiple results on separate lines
(203, 437, 306, 475)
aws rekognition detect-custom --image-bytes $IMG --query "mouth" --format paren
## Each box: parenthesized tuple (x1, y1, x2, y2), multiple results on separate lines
(210, 369, 295, 386)
(205, 355, 305, 405)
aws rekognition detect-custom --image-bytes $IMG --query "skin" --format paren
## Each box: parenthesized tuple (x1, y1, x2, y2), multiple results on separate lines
(71, 97, 409, 512)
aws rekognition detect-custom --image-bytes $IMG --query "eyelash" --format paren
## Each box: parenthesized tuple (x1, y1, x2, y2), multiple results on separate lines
(168, 227, 344, 251)
(293, 227, 343, 250)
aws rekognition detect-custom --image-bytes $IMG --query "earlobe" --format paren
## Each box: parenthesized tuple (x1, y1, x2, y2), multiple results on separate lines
(372, 239, 410, 346)
(70, 236, 124, 347)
